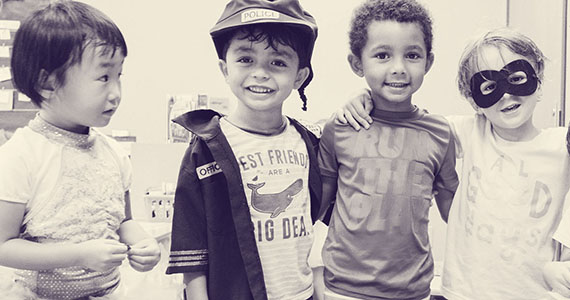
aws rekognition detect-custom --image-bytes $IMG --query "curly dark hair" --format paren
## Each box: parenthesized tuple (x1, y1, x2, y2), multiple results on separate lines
(349, 0, 433, 58)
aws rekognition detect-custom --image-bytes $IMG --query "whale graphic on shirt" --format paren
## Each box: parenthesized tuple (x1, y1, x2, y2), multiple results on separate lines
(247, 178, 303, 218)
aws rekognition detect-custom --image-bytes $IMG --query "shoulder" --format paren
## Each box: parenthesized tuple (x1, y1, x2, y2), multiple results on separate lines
(414, 110, 456, 139)
(541, 126, 567, 138)
(93, 129, 130, 159)
(536, 126, 568, 151)
(174, 109, 223, 138)
(0, 127, 45, 161)
(288, 117, 320, 143)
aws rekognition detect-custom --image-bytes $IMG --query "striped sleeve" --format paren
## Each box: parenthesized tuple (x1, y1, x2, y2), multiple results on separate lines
(166, 148, 209, 274)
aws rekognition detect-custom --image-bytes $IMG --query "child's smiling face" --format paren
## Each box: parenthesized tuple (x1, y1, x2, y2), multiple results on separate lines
(219, 31, 309, 116)
(474, 45, 540, 140)
(349, 20, 433, 112)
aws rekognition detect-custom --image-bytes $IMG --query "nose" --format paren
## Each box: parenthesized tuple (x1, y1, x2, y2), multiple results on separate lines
(390, 57, 406, 75)
(500, 92, 516, 101)
(251, 64, 270, 81)
(107, 80, 121, 105)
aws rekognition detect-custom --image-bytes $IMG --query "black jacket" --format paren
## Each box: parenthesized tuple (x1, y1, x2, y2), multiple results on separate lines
(166, 110, 322, 300)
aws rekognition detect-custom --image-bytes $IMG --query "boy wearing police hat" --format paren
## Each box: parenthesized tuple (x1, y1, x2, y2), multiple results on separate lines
(166, 0, 323, 299)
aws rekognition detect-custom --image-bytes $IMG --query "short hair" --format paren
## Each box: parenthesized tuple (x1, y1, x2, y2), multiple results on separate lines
(349, 0, 433, 58)
(11, 1, 127, 107)
(457, 27, 546, 103)
(215, 23, 311, 69)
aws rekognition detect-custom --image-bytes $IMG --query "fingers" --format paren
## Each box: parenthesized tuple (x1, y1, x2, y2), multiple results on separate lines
(363, 97, 374, 122)
(128, 252, 160, 272)
(348, 100, 371, 129)
(335, 108, 348, 125)
(128, 245, 159, 256)
(102, 239, 129, 254)
(129, 259, 154, 272)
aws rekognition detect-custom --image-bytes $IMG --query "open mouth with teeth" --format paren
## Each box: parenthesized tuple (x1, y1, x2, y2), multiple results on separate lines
(385, 82, 409, 88)
(247, 86, 275, 94)
(501, 103, 520, 113)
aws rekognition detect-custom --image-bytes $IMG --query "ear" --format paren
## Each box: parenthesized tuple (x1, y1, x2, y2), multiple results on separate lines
(425, 53, 435, 73)
(36, 69, 57, 100)
(218, 59, 229, 82)
(293, 67, 310, 89)
(348, 54, 364, 77)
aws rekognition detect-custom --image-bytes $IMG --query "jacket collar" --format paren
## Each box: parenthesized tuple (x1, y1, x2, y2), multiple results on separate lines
(173, 109, 222, 141)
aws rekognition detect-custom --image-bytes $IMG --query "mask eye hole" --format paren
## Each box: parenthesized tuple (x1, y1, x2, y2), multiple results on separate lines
(507, 71, 528, 85)
(480, 80, 497, 95)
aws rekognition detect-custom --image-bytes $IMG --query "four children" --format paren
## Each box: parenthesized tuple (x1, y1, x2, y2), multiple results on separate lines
(0, 0, 568, 299)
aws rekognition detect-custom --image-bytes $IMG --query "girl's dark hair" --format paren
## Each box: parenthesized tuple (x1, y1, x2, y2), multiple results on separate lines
(11, 1, 127, 107)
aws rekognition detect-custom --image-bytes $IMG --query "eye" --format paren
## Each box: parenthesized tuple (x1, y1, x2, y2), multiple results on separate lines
(272, 60, 287, 67)
(375, 52, 389, 60)
(480, 81, 497, 95)
(508, 71, 528, 85)
(98, 75, 109, 82)
(406, 52, 421, 60)
(237, 57, 253, 63)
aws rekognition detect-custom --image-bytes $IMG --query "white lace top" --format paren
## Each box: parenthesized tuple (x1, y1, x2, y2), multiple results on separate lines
(0, 115, 132, 299)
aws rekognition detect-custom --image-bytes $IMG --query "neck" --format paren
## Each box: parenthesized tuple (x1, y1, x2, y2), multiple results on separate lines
(492, 121, 540, 142)
(39, 110, 89, 134)
(226, 106, 286, 135)
(372, 96, 414, 112)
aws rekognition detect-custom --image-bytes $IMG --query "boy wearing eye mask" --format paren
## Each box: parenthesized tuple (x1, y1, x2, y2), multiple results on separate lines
(338, 27, 570, 299)
(440, 28, 570, 300)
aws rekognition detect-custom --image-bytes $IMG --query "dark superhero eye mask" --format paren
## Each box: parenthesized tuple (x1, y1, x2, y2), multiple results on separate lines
(469, 59, 538, 108)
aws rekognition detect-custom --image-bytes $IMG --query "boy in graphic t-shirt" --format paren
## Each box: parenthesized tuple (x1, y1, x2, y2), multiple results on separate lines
(316, 0, 459, 299)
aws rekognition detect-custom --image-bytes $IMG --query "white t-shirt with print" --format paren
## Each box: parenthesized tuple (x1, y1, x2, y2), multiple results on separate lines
(221, 117, 313, 300)
(442, 114, 570, 300)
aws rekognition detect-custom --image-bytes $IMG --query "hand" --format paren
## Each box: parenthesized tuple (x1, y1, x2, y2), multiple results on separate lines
(335, 88, 374, 130)
(544, 261, 570, 297)
(76, 239, 128, 272)
(127, 238, 161, 272)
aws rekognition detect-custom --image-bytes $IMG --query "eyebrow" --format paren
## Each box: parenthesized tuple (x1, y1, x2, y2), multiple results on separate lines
(272, 50, 295, 60)
(98, 59, 124, 69)
(232, 45, 295, 60)
(406, 45, 426, 52)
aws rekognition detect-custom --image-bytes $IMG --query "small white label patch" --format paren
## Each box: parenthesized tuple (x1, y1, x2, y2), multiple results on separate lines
(241, 9, 280, 23)
(196, 162, 222, 180)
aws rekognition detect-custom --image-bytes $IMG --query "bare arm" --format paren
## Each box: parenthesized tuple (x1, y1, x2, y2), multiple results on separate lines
(184, 271, 209, 300)
(312, 266, 325, 300)
(313, 177, 337, 299)
(118, 191, 153, 245)
(118, 191, 161, 272)
(320, 176, 338, 223)
(0, 200, 127, 271)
